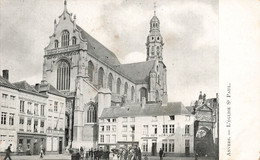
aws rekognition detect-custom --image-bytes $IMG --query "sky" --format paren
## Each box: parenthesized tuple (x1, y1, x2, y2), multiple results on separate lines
(0, 0, 218, 106)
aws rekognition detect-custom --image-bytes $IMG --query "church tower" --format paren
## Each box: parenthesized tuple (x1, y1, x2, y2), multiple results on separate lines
(146, 4, 164, 61)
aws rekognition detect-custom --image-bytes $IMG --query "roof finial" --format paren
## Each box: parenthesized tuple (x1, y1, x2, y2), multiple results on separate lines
(154, 2, 157, 16)
(64, 0, 67, 11)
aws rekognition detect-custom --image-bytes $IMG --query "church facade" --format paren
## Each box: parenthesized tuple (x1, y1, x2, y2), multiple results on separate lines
(42, 1, 168, 149)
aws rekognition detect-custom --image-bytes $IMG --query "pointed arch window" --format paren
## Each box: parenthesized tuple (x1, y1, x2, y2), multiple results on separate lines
(151, 46, 155, 55)
(72, 37, 77, 45)
(98, 67, 104, 88)
(157, 46, 160, 55)
(108, 73, 113, 92)
(124, 82, 128, 95)
(54, 40, 59, 48)
(61, 30, 69, 47)
(131, 86, 135, 101)
(140, 87, 148, 102)
(117, 78, 121, 94)
(87, 105, 96, 123)
(57, 61, 70, 91)
(88, 61, 94, 82)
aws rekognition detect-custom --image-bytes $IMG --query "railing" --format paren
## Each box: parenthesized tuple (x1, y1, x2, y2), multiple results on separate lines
(46, 44, 80, 55)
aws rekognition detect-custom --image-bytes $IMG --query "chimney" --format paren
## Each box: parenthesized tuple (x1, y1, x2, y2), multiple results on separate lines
(3, 70, 9, 80)
(35, 83, 40, 91)
(141, 97, 146, 107)
(198, 91, 203, 100)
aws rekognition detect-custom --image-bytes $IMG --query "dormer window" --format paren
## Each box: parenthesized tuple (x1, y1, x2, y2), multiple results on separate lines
(61, 30, 69, 47)
(54, 40, 59, 48)
(72, 36, 76, 45)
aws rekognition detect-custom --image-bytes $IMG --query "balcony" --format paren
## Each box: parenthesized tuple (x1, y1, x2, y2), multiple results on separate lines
(46, 44, 80, 55)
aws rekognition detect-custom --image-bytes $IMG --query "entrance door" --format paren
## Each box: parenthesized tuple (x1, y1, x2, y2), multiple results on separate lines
(151, 143, 157, 156)
(33, 142, 38, 155)
(59, 138, 63, 154)
(185, 147, 190, 156)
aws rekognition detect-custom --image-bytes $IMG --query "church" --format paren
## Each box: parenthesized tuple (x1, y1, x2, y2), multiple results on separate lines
(42, 0, 168, 149)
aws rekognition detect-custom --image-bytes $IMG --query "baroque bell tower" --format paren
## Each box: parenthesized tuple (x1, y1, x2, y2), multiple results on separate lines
(146, 3, 164, 61)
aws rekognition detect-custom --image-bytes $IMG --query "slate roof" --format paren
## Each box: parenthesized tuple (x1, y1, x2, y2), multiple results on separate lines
(13, 81, 47, 97)
(77, 25, 121, 66)
(0, 76, 17, 89)
(34, 83, 66, 98)
(100, 102, 190, 118)
(114, 60, 156, 84)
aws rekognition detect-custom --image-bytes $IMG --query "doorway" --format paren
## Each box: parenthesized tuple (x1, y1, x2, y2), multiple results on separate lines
(185, 147, 190, 156)
(151, 142, 157, 156)
(59, 138, 63, 154)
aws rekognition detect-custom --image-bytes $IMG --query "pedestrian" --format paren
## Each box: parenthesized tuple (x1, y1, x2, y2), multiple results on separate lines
(144, 154, 148, 160)
(195, 152, 198, 160)
(39, 144, 44, 158)
(89, 149, 94, 160)
(94, 148, 97, 160)
(4, 144, 12, 160)
(85, 150, 89, 160)
(159, 148, 164, 160)
(136, 145, 141, 160)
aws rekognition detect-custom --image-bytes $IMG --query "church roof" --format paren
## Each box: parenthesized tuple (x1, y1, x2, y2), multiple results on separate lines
(77, 25, 121, 66)
(114, 60, 156, 84)
(100, 102, 190, 118)
(0, 76, 17, 89)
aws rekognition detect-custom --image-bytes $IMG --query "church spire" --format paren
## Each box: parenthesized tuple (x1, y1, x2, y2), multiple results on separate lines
(154, 2, 157, 16)
(64, 0, 67, 11)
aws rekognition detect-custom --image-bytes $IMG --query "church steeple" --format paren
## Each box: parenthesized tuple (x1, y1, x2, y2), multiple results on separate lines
(146, 3, 164, 61)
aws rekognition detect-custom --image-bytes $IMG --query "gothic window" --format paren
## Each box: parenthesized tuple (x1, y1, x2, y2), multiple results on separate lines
(140, 87, 148, 102)
(61, 30, 69, 47)
(108, 73, 113, 92)
(131, 86, 135, 101)
(72, 37, 76, 45)
(57, 61, 70, 91)
(87, 105, 96, 123)
(98, 67, 104, 88)
(117, 78, 121, 94)
(88, 61, 94, 82)
(54, 40, 59, 48)
(124, 82, 128, 95)
(151, 46, 155, 55)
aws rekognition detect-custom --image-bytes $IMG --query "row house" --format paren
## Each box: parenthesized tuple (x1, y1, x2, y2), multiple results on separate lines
(0, 70, 66, 155)
(99, 99, 195, 157)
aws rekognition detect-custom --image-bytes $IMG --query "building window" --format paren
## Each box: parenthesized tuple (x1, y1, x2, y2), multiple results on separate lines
(40, 105, 45, 116)
(185, 125, 190, 134)
(87, 105, 97, 123)
(142, 140, 148, 152)
(162, 140, 167, 152)
(34, 120, 38, 132)
(117, 78, 121, 94)
(131, 86, 135, 101)
(156, 46, 160, 55)
(20, 100, 25, 113)
(169, 115, 175, 120)
(112, 125, 116, 132)
(34, 104, 39, 115)
(169, 125, 174, 134)
(169, 139, 174, 152)
(106, 126, 110, 132)
(186, 115, 190, 121)
(9, 113, 14, 125)
(54, 102, 58, 112)
(106, 119, 110, 122)
(40, 121, 44, 133)
(27, 119, 31, 132)
(57, 61, 70, 91)
(88, 61, 94, 82)
(108, 73, 113, 92)
(151, 46, 155, 55)
(72, 36, 76, 45)
(54, 40, 59, 48)
(112, 118, 116, 122)
(185, 140, 190, 147)
(124, 82, 128, 95)
(122, 125, 127, 132)
(2, 94, 8, 107)
(100, 126, 104, 132)
(152, 125, 157, 134)
(130, 117, 135, 122)
(163, 125, 168, 134)
(123, 117, 127, 122)
(106, 135, 110, 143)
(27, 102, 33, 114)
(1, 112, 7, 125)
(61, 30, 69, 47)
(111, 135, 116, 143)
(152, 116, 157, 122)
(122, 135, 127, 141)
(143, 125, 148, 135)
(98, 67, 104, 88)
(100, 135, 104, 143)
(48, 100, 53, 112)
(139, 87, 148, 102)
(19, 118, 24, 131)
(10, 95, 15, 107)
